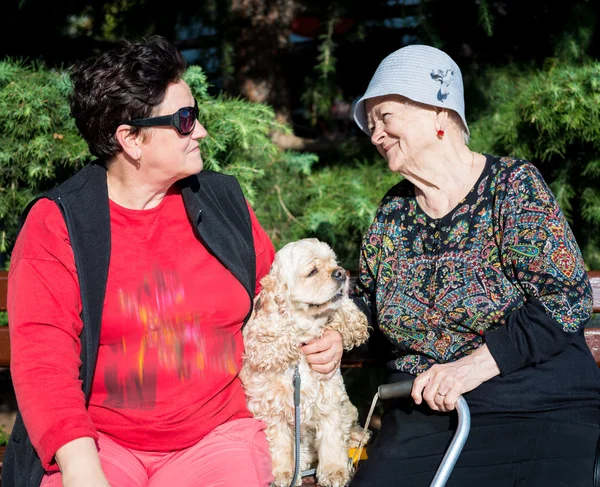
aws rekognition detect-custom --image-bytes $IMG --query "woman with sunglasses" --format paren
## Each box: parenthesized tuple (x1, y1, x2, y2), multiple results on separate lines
(5, 36, 344, 487)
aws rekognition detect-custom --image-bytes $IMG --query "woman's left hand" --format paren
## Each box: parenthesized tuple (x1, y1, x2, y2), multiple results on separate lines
(412, 344, 500, 412)
(300, 329, 344, 379)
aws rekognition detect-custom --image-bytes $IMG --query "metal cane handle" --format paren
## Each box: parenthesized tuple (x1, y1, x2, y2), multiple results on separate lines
(377, 378, 471, 487)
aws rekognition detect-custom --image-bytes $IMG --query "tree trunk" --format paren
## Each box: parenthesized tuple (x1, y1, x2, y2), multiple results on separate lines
(227, 0, 296, 124)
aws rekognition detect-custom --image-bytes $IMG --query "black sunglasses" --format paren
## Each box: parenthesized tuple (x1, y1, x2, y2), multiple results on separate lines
(123, 99, 199, 136)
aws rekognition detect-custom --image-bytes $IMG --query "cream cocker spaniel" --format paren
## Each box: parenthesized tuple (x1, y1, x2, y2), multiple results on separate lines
(241, 238, 369, 487)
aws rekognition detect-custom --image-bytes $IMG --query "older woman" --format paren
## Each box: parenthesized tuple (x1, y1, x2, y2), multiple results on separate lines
(5, 36, 343, 487)
(350, 45, 600, 486)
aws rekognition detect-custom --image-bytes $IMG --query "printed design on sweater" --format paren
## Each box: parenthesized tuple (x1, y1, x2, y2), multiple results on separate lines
(103, 267, 238, 409)
(355, 157, 592, 375)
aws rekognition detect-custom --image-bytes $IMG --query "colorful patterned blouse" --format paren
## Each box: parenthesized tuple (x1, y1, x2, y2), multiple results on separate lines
(354, 156, 593, 378)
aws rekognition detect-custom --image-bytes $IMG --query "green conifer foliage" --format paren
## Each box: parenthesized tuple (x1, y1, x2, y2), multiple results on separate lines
(0, 60, 88, 254)
(3, 58, 600, 272)
(253, 154, 400, 269)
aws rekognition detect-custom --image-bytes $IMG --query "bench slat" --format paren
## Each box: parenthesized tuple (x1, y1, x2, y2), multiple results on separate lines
(0, 328, 9, 367)
(0, 270, 7, 313)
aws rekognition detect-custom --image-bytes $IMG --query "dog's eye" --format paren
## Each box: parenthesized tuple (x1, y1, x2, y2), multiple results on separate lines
(307, 268, 318, 278)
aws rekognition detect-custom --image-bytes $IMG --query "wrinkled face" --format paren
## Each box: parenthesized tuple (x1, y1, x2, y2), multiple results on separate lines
(276, 239, 348, 318)
(139, 80, 208, 181)
(365, 95, 437, 173)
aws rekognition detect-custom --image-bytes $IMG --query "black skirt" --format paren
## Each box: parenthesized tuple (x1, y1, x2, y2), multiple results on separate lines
(351, 398, 600, 487)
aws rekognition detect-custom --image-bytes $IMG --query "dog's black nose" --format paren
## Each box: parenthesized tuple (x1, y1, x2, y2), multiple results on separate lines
(331, 268, 346, 282)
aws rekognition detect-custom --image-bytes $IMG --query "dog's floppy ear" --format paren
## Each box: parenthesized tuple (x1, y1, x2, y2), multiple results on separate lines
(254, 274, 284, 314)
(326, 297, 370, 350)
(243, 272, 302, 372)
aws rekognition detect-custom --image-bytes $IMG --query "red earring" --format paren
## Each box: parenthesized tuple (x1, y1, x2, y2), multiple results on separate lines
(437, 129, 445, 138)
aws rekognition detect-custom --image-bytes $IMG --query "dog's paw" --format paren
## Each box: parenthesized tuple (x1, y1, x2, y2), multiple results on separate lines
(272, 470, 302, 487)
(348, 426, 371, 448)
(317, 465, 351, 487)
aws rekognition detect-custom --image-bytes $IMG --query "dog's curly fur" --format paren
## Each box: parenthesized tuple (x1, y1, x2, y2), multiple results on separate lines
(240, 238, 370, 487)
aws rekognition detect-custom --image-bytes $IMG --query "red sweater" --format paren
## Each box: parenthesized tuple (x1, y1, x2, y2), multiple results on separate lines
(8, 189, 275, 470)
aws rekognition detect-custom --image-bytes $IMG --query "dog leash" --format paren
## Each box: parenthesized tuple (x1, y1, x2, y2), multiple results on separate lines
(288, 365, 372, 487)
(349, 391, 379, 470)
(289, 365, 373, 487)
(288, 364, 321, 486)
(288, 364, 302, 487)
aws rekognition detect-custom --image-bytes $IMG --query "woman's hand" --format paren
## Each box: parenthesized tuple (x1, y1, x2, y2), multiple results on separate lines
(56, 437, 112, 487)
(412, 345, 500, 412)
(300, 329, 344, 379)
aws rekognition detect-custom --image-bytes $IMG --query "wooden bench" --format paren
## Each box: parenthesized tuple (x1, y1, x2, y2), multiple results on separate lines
(0, 271, 8, 368)
(0, 270, 599, 485)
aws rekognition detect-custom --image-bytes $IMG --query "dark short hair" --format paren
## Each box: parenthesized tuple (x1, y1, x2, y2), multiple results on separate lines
(68, 35, 187, 161)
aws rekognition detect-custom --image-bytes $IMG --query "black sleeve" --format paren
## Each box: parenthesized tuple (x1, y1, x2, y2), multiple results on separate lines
(485, 298, 580, 375)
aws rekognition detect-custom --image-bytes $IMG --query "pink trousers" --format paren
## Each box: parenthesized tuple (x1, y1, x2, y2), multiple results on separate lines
(40, 418, 274, 487)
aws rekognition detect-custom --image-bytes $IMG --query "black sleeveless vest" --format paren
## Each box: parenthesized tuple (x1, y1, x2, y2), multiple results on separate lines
(2, 162, 256, 486)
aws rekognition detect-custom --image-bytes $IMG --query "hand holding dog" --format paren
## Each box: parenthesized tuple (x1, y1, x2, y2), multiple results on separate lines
(301, 329, 344, 379)
(412, 344, 500, 412)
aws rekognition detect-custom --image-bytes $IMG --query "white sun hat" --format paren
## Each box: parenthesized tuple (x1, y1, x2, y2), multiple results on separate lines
(353, 44, 469, 136)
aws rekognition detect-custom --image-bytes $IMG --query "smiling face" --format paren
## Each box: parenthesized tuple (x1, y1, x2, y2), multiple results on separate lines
(138, 80, 208, 182)
(275, 238, 348, 318)
(365, 95, 439, 173)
